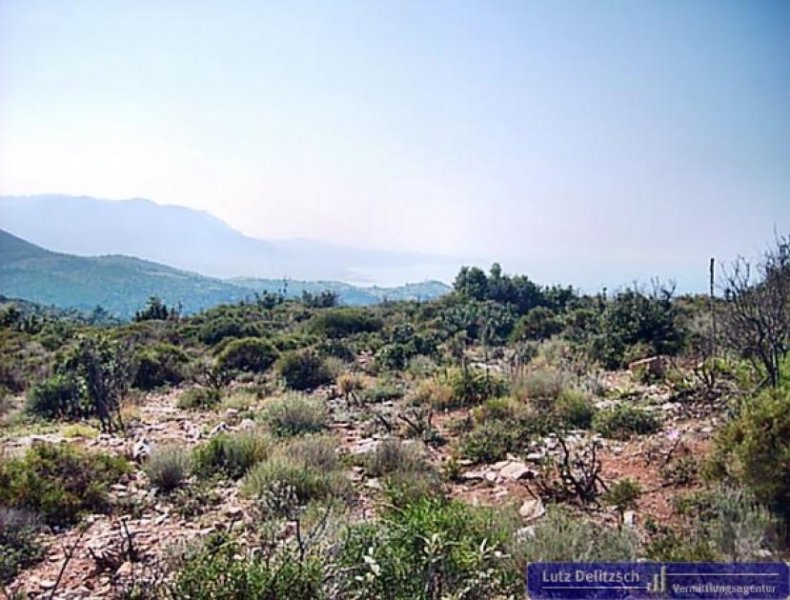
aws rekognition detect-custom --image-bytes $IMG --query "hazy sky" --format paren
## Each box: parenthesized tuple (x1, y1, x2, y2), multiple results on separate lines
(1, 1, 789, 290)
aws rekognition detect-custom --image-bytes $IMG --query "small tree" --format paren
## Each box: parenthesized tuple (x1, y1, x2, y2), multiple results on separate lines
(62, 336, 130, 433)
(721, 235, 790, 387)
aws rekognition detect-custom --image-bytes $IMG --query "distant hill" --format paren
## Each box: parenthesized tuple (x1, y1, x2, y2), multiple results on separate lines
(0, 230, 451, 318)
(0, 194, 456, 282)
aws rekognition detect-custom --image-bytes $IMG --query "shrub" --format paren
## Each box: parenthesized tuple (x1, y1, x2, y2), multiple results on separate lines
(603, 478, 641, 522)
(177, 386, 220, 410)
(707, 388, 790, 522)
(338, 497, 519, 598)
(277, 350, 332, 391)
(646, 487, 776, 562)
(510, 307, 562, 341)
(132, 342, 190, 390)
(261, 394, 328, 437)
(308, 308, 382, 339)
(193, 431, 272, 480)
(360, 383, 403, 404)
(0, 443, 129, 526)
(366, 439, 427, 478)
(554, 388, 596, 429)
(26, 373, 83, 420)
(472, 396, 523, 423)
(512, 368, 566, 410)
(593, 404, 660, 440)
(242, 437, 348, 517)
(198, 317, 263, 346)
(144, 446, 190, 493)
(0, 508, 42, 585)
(433, 367, 507, 409)
(459, 420, 519, 463)
(382, 468, 444, 508)
(336, 372, 364, 404)
(169, 534, 324, 600)
(62, 335, 130, 433)
(216, 337, 278, 374)
(511, 506, 640, 563)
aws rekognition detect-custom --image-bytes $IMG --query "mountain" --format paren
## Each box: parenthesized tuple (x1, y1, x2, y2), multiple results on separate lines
(0, 194, 456, 282)
(0, 230, 451, 318)
(0, 229, 251, 316)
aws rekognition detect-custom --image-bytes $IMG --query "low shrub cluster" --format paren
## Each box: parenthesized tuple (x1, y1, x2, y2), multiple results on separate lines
(215, 337, 278, 374)
(242, 435, 349, 517)
(0, 508, 42, 585)
(192, 430, 272, 480)
(277, 350, 333, 391)
(0, 443, 129, 526)
(593, 404, 660, 440)
(261, 393, 329, 437)
(144, 446, 191, 493)
(177, 386, 221, 410)
(132, 342, 190, 390)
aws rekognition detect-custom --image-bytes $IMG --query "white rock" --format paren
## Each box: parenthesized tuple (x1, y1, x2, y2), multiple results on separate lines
(499, 461, 534, 481)
(518, 498, 546, 521)
(623, 510, 636, 528)
(209, 422, 229, 437)
(132, 439, 151, 461)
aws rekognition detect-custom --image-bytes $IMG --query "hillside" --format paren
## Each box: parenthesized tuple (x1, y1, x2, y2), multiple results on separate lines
(0, 230, 450, 317)
(0, 229, 251, 317)
(0, 195, 457, 282)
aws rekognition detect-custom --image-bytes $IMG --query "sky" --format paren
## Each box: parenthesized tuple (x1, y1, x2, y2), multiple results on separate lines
(1, 1, 789, 291)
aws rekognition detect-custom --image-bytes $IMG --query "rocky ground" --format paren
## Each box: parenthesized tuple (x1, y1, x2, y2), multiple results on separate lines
(1, 368, 722, 599)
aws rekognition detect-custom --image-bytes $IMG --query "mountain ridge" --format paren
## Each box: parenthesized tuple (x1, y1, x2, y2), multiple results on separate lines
(0, 194, 457, 283)
(0, 229, 451, 318)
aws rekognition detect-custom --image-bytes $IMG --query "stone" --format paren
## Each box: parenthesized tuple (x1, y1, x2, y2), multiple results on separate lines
(224, 408, 239, 418)
(209, 422, 229, 437)
(460, 468, 487, 482)
(225, 505, 243, 518)
(525, 452, 545, 463)
(132, 439, 151, 461)
(623, 510, 636, 528)
(518, 498, 546, 521)
(499, 461, 534, 481)
(238, 418, 256, 430)
(116, 561, 134, 578)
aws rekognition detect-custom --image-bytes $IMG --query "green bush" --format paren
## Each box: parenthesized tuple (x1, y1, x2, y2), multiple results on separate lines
(593, 404, 660, 440)
(510, 307, 562, 342)
(177, 386, 221, 410)
(261, 394, 329, 437)
(511, 506, 640, 563)
(144, 446, 190, 493)
(277, 350, 333, 391)
(216, 337, 278, 374)
(554, 388, 596, 429)
(33, 335, 130, 432)
(440, 367, 507, 409)
(646, 487, 776, 562)
(169, 533, 324, 600)
(338, 497, 519, 598)
(459, 420, 520, 463)
(308, 308, 382, 339)
(26, 373, 83, 420)
(242, 437, 348, 517)
(366, 439, 427, 478)
(132, 342, 190, 390)
(192, 431, 272, 480)
(0, 508, 42, 585)
(0, 443, 129, 526)
(512, 368, 566, 409)
(707, 389, 790, 522)
(198, 317, 263, 346)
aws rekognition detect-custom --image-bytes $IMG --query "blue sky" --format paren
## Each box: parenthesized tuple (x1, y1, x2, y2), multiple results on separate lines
(1, 1, 788, 291)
